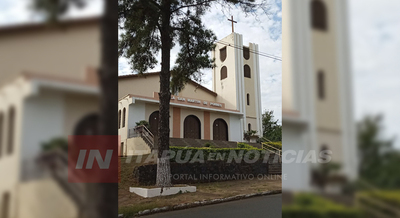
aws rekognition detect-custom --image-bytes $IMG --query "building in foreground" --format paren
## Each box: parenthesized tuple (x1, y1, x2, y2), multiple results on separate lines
(0, 18, 101, 218)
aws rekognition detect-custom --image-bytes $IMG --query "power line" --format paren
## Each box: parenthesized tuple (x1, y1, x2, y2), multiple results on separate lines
(216, 40, 282, 61)
(217, 40, 281, 60)
(217, 41, 282, 61)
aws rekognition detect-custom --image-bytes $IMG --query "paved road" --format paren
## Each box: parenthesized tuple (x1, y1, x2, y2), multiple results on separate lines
(144, 194, 281, 218)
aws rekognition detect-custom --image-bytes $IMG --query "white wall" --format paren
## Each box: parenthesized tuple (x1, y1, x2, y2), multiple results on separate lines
(129, 101, 145, 130)
(282, 126, 311, 191)
(21, 91, 65, 160)
(229, 114, 243, 142)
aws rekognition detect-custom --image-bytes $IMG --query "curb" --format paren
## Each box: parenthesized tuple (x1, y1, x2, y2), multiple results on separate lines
(128, 189, 282, 217)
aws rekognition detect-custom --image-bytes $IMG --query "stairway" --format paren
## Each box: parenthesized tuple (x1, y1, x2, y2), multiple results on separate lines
(126, 137, 152, 155)
(37, 149, 86, 217)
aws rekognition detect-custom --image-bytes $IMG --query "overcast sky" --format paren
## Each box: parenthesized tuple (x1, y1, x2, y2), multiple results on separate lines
(3, 0, 400, 148)
(350, 0, 400, 148)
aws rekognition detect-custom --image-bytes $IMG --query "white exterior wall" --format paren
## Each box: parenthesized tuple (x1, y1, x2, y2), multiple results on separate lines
(21, 91, 65, 161)
(229, 114, 243, 142)
(282, 125, 311, 191)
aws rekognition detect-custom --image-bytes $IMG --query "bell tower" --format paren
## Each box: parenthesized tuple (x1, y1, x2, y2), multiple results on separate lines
(212, 32, 263, 139)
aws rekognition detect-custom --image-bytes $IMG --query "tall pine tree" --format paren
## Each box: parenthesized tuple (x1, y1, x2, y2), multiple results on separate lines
(119, 0, 269, 187)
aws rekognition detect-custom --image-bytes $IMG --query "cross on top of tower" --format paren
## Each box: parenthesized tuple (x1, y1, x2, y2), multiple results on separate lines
(227, 16, 237, 33)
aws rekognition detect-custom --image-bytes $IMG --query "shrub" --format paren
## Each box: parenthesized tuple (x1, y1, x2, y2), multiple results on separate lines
(243, 130, 258, 141)
(135, 120, 150, 128)
(42, 138, 68, 152)
(283, 193, 364, 218)
(237, 142, 257, 149)
(203, 142, 215, 148)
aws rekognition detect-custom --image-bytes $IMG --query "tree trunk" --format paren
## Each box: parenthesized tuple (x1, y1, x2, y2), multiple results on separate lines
(85, 0, 118, 217)
(156, 0, 172, 188)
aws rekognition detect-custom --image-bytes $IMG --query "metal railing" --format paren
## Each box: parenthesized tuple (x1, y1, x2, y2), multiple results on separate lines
(355, 180, 400, 218)
(128, 125, 155, 150)
(37, 149, 86, 212)
(261, 142, 282, 157)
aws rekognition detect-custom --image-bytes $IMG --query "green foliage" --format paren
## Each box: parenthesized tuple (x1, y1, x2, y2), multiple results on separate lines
(361, 190, 400, 208)
(135, 120, 150, 129)
(169, 146, 264, 162)
(118, 0, 270, 91)
(203, 142, 215, 148)
(358, 115, 400, 189)
(262, 141, 282, 150)
(243, 130, 258, 141)
(261, 110, 282, 142)
(33, 0, 86, 22)
(282, 193, 364, 218)
(237, 142, 257, 149)
(41, 137, 68, 152)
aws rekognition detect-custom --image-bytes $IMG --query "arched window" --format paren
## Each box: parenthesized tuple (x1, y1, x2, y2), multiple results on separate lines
(221, 66, 227, 80)
(243, 46, 250, 60)
(74, 113, 99, 135)
(149, 111, 159, 136)
(7, 107, 15, 155)
(248, 123, 252, 131)
(0, 112, 3, 158)
(2, 192, 10, 218)
(213, 119, 228, 141)
(311, 0, 328, 31)
(184, 115, 201, 139)
(247, 94, 250, 105)
(244, 65, 251, 78)
(220, 47, 227, 62)
(118, 110, 121, 129)
(317, 71, 325, 99)
(122, 108, 126, 128)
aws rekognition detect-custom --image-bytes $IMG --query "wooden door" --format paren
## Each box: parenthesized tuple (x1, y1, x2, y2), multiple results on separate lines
(213, 119, 228, 141)
(149, 111, 159, 136)
(184, 115, 201, 139)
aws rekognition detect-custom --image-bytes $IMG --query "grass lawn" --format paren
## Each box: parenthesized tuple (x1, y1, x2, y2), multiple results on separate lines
(118, 155, 282, 216)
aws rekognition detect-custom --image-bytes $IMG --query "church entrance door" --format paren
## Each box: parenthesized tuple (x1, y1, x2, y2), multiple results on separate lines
(149, 111, 159, 137)
(213, 119, 228, 141)
(184, 115, 201, 139)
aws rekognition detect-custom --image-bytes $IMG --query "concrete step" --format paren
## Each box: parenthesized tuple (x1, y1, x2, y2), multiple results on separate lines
(126, 137, 151, 155)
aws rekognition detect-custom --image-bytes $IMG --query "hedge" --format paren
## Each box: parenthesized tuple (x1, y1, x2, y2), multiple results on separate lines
(237, 142, 258, 149)
(169, 146, 268, 163)
(283, 193, 363, 218)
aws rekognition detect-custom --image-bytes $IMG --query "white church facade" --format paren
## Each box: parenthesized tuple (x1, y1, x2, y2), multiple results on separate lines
(118, 32, 263, 156)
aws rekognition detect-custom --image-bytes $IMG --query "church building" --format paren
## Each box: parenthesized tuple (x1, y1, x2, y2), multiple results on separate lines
(118, 32, 263, 155)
